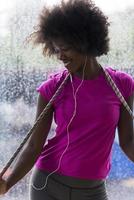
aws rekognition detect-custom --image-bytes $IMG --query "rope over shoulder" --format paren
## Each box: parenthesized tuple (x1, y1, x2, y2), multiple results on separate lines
(102, 67, 134, 119)
(0, 72, 70, 177)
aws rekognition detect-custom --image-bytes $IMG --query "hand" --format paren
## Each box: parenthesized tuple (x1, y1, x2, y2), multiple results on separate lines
(0, 178, 8, 195)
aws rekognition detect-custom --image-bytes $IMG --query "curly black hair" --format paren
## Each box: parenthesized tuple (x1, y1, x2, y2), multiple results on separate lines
(31, 0, 110, 57)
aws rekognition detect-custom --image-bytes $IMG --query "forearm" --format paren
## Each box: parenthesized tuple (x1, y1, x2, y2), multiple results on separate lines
(5, 119, 51, 191)
(5, 95, 53, 191)
(6, 145, 41, 191)
(121, 139, 134, 162)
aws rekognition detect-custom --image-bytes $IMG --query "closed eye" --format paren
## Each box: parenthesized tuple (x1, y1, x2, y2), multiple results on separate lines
(54, 46, 71, 54)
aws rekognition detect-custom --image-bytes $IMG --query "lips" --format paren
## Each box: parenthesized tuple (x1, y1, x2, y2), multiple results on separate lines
(61, 60, 72, 71)
(62, 60, 71, 67)
(64, 61, 71, 65)
(62, 60, 71, 64)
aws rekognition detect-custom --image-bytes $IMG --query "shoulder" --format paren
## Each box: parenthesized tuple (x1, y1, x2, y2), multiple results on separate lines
(48, 69, 68, 84)
(105, 67, 134, 85)
(105, 67, 134, 99)
(39, 69, 67, 87)
(37, 68, 68, 101)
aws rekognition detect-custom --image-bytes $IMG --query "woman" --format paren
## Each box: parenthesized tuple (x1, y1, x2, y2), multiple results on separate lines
(0, 0, 134, 199)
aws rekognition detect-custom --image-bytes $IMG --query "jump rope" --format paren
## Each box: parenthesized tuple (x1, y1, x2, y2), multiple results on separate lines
(31, 57, 134, 191)
(0, 57, 133, 191)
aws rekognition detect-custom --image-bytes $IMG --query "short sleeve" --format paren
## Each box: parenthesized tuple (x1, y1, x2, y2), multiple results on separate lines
(116, 70, 134, 99)
(36, 69, 68, 102)
(36, 78, 55, 102)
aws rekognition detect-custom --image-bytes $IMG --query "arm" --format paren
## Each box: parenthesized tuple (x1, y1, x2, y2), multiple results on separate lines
(117, 93, 134, 161)
(5, 94, 53, 191)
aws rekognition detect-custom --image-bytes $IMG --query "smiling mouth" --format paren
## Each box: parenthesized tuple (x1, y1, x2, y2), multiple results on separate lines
(63, 60, 71, 66)
(64, 61, 71, 65)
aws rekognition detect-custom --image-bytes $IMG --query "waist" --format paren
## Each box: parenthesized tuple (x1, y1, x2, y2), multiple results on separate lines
(35, 167, 105, 189)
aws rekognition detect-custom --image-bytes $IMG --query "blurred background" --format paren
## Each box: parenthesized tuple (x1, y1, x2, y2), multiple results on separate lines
(0, 0, 134, 199)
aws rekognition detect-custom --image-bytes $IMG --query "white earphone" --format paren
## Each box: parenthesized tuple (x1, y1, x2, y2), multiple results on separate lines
(31, 56, 88, 190)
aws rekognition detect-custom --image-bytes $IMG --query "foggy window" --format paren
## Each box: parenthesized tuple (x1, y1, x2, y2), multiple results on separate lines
(0, 0, 134, 199)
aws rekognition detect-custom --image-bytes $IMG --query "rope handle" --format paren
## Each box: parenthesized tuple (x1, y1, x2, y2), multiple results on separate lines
(0, 73, 70, 178)
(103, 68, 134, 119)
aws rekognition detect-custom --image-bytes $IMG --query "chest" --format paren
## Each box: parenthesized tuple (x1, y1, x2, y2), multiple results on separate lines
(53, 80, 121, 126)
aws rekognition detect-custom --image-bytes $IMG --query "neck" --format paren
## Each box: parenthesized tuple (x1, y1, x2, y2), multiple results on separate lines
(74, 57, 102, 80)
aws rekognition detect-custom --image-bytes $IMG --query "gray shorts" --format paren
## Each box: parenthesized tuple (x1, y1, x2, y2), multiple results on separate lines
(29, 167, 108, 200)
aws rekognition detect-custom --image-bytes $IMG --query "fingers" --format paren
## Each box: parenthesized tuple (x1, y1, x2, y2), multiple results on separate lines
(0, 178, 7, 195)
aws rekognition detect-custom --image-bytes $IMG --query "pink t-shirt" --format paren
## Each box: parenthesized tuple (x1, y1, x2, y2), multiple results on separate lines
(35, 67, 134, 180)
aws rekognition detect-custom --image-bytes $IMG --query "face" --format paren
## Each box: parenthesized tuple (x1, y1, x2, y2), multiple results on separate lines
(53, 40, 87, 75)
